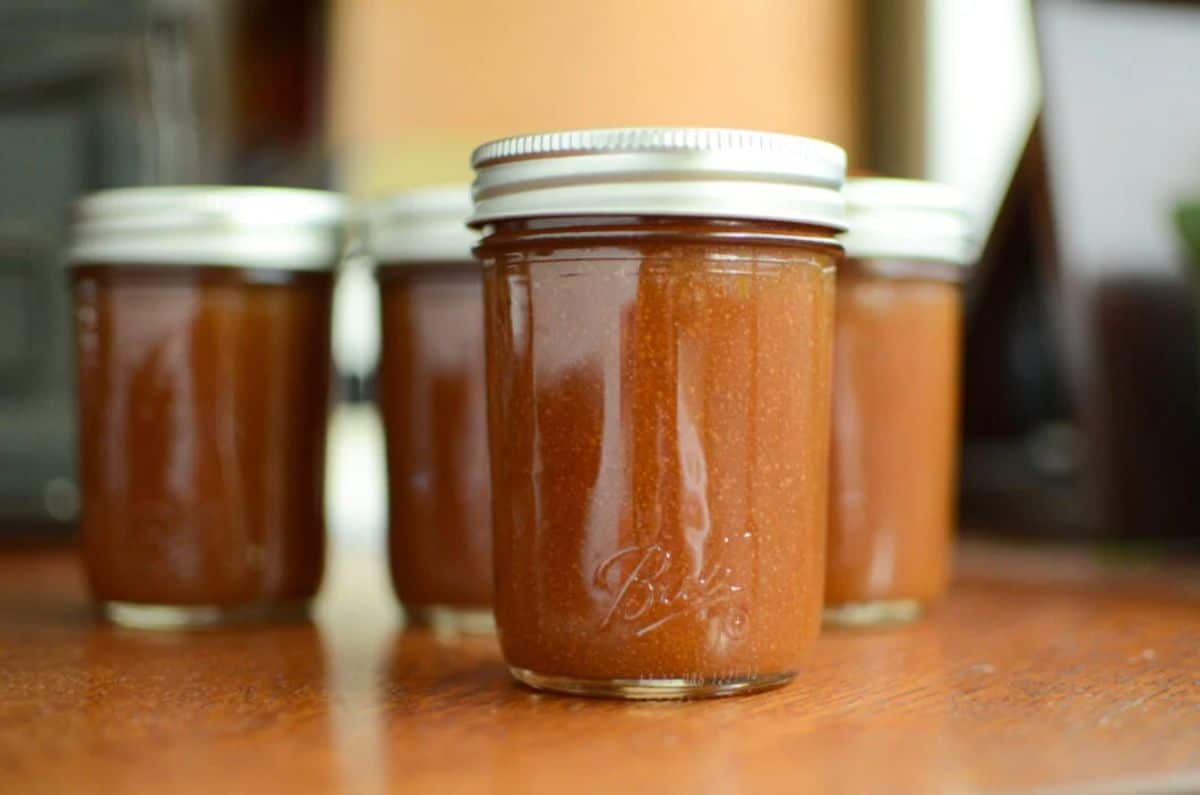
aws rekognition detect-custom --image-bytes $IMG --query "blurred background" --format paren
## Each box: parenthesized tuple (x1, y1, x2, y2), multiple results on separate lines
(1, 0, 1197, 553)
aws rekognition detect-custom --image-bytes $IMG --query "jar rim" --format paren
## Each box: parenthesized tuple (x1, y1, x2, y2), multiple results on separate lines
(475, 215, 844, 257)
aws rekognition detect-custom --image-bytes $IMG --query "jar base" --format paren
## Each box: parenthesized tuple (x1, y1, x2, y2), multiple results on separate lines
(823, 598, 923, 627)
(101, 600, 311, 630)
(407, 604, 496, 636)
(508, 667, 795, 700)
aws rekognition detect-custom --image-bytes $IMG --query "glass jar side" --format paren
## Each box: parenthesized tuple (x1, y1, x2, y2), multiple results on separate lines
(72, 264, 333, 627)
(478, 216, 840, 697)
(825, 256, 965, 625)
(376, 263, 494, 634)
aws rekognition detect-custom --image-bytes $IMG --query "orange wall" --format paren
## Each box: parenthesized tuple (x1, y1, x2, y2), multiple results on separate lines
(330, 0, 861, 193)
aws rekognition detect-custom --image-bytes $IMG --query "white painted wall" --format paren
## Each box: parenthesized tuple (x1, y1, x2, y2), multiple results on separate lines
(926, 0, 1041, 255)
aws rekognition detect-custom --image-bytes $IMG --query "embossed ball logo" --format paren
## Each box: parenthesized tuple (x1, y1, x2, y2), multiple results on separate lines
(594, 544, 747, 639)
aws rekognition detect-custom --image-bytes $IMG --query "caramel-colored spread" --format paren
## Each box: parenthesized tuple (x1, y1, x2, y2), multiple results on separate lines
(826, 258, 962, 607)
(377, 265, 492, 609)
(73, 266, 331, 606)
(480, 217, 837, 681)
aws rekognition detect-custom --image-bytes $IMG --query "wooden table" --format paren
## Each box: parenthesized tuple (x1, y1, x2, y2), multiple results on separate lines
(2, 539, 1198, 794)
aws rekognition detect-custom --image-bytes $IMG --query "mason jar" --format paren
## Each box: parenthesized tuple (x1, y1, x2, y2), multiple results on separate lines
(825, 178, 973, 626)
(369, 186, 493, 634)
(70, 186, 344, 628)
(472, 128, 846, 698)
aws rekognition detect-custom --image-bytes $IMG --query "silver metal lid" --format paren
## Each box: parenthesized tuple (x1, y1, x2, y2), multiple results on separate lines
(366, 185, 477, 265)
(70, 186, 347, 270)
(469, 127, 847, 230)
(841, 178, 974, 265)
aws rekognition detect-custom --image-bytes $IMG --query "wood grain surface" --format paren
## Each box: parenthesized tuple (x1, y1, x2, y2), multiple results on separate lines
(1, 539, 1198, 795)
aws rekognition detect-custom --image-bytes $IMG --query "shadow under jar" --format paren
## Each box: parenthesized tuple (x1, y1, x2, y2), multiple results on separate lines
(825, 178, 974, 627)
(369, 187, 494, 634)
(70, 187, 344, 629)
(470, 128, 848, 699)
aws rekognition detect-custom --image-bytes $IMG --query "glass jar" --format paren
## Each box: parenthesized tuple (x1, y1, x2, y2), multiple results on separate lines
(471, 128, 847, 698)
(825, 178, 973, 626)
(70, 187, 344, 628)
(369, 186, 493, 633)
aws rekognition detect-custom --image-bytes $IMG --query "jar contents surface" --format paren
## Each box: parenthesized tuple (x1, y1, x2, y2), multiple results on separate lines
(378, 266, 493, 611)
(73, 266, 332, 608)
(481, 219, 837, 685)
(827, 259, 963, 611)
